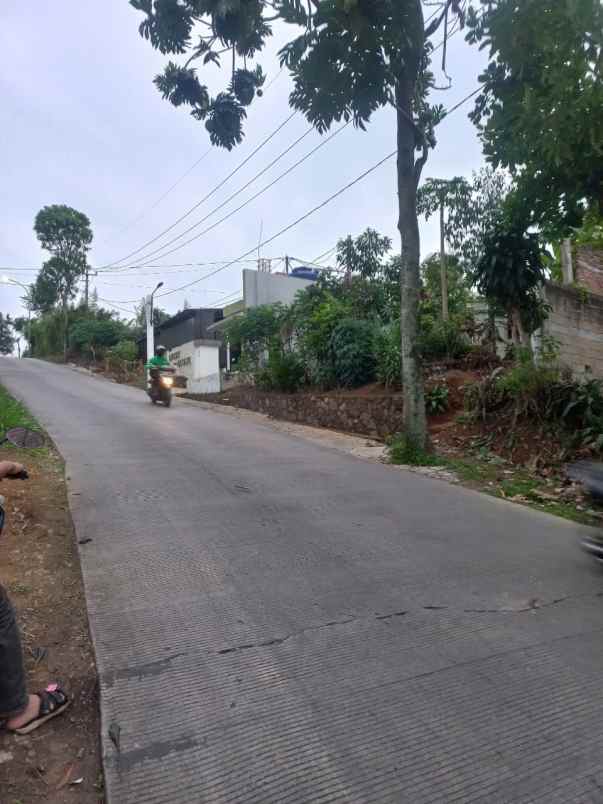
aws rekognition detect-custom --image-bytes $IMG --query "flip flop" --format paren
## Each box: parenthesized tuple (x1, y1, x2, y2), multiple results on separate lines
(13, 684, 70, 735)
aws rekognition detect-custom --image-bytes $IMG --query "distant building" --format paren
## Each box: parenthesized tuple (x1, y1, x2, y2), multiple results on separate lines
(139, 308, 226, 394)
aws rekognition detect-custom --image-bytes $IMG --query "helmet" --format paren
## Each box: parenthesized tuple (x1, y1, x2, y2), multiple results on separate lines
(156, 344, 167, 355)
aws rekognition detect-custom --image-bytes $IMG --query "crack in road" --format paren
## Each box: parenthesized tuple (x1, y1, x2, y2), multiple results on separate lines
(215, 591, 603, 657)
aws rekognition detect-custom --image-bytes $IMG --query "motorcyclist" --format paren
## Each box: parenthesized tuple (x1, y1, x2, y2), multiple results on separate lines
(145, 344, 170, 370)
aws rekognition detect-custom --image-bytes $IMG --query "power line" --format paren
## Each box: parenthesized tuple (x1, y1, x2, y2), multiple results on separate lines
(122, 122, 350, 267)
(153, 85, 482, 299)
(81, 85, 482, 306)
(102, 147, 213, 246)
(100, 64, 287, 252)
(112, 124, 316, 269)
(100, 110, 298, 269)
(156, 149, 398, 300)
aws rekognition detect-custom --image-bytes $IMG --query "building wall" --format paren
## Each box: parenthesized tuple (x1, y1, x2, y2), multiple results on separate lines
(169, 339, 222, 394)
(243, 269, 315, 308)
(541, 282, 603, 378)
(575, 247, 603, 297)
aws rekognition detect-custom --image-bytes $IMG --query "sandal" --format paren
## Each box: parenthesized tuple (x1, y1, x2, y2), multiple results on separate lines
(13, 684, 70, 735)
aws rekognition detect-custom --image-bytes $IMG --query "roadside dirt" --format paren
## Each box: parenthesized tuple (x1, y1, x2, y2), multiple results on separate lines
(0, 446, 102, 803)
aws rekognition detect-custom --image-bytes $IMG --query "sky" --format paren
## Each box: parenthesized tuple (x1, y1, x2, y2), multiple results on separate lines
(0, 1, 488, 326)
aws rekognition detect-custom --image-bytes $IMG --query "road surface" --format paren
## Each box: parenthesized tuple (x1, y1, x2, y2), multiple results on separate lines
(3, 358, 603, 803)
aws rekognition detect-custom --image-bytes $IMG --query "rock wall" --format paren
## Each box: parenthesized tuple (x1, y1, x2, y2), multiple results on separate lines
(187, 388, 404, 439)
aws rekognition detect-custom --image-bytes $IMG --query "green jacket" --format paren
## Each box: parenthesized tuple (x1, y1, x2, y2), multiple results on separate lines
(146, 354, 170, 369)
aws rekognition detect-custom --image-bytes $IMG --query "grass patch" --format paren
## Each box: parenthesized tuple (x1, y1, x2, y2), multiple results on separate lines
(388, 433, 443, 467)
(443, 457, 501, 485)
(0, 384, 40, 434)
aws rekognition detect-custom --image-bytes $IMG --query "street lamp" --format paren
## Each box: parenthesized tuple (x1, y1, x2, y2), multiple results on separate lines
(0, 276, 32, 356)
(145, 281, 164, 368)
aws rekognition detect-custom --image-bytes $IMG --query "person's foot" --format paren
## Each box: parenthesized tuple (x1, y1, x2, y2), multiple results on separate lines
(6, 686, 69, 734)
(6, 694, 40, 730)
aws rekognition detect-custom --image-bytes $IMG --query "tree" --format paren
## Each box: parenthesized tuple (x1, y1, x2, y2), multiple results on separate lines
(130, 0, 465, 448)
(336, 228, 392, 283)
(417, 177, 472, 320)
(467, 0, 603, 237)
(34, 205, 93, 361)
(0, 313, 15, 355)
(473, 217, 548, 349)
(69, 318, 129, 363)
(132, 301, 171, 337)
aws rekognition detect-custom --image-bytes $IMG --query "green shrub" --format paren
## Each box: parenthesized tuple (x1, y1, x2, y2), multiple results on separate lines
(110, 339, 138, 362)
(256, 349, 305, 393)
(425, 384, 449, 415)
(420, 319, 470, 361)
(375, 321, 401, 388)
(329, 318, 376, 388)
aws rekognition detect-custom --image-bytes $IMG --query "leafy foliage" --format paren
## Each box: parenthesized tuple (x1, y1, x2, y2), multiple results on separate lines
(421, 254, 472, 319)
(420, 318, 470, 361)
(0, 313, 15, 355)
(154, 62, 210, 109)
(375, 320, 401, 389)
(69, 318, 129, 359)
(256, 349, 305, 393)
(109, 339, 139, 362)
(473, 217, 548, 337)
(329, 318, 376, 388)
(467, 0, 603, 236)
(336, 228, 392, 279)
(417, 177, 472, 253)
(34, 205, 92, 268)
(425, 383, 449, 415)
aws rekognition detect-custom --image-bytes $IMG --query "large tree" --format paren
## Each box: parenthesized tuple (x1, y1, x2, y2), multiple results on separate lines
(129, 0, 464, 448)
(34, 205, 93, 360)
(467, 0, 602, 237)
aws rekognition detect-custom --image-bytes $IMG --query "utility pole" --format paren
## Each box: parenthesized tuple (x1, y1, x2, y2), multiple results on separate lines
(285, 255, 290, 275)
(145, 282, 164, 376)
(439, 201, 449, 321)
(84, 268, 97, 310)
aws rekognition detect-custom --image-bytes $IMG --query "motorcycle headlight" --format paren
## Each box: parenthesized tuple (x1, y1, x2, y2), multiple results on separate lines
(162, 376, 174, 387)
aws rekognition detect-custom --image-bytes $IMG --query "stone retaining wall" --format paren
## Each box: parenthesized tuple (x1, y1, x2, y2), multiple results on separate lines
(187, 388, 404, 439)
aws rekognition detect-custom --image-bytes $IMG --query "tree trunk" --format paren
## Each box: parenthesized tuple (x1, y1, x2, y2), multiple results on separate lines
(396, 80, 427, 449)
(63, 299, 68, 363)
(439, 202, 449, 321)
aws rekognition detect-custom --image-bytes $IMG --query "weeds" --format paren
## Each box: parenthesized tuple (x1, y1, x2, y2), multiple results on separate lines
(388, 434, 442, 466)
(425, 384, 449, 415)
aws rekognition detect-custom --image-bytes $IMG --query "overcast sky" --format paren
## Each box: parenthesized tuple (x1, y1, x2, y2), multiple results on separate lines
(1, 1, 488, 324)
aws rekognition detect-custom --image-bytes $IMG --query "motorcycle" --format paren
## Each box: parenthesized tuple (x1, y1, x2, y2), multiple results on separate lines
(147, 367, 176, 408)
(567, 461, 603, 563)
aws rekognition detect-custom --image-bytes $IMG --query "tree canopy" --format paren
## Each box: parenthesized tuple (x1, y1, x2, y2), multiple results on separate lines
(34, 205, 93, 267)
(467, 0, 603, 236)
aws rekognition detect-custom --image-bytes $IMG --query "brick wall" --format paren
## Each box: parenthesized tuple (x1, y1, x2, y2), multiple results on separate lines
(542, 282, 603, 378)
(575, 247, 603, 296)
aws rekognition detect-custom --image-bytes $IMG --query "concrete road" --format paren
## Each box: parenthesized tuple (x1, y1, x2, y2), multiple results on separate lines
(3, 358, 603, 804)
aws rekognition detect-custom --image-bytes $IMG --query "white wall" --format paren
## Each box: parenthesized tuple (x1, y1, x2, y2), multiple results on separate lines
(169, 340, 221, 394)
(243, 269, 315, 308)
